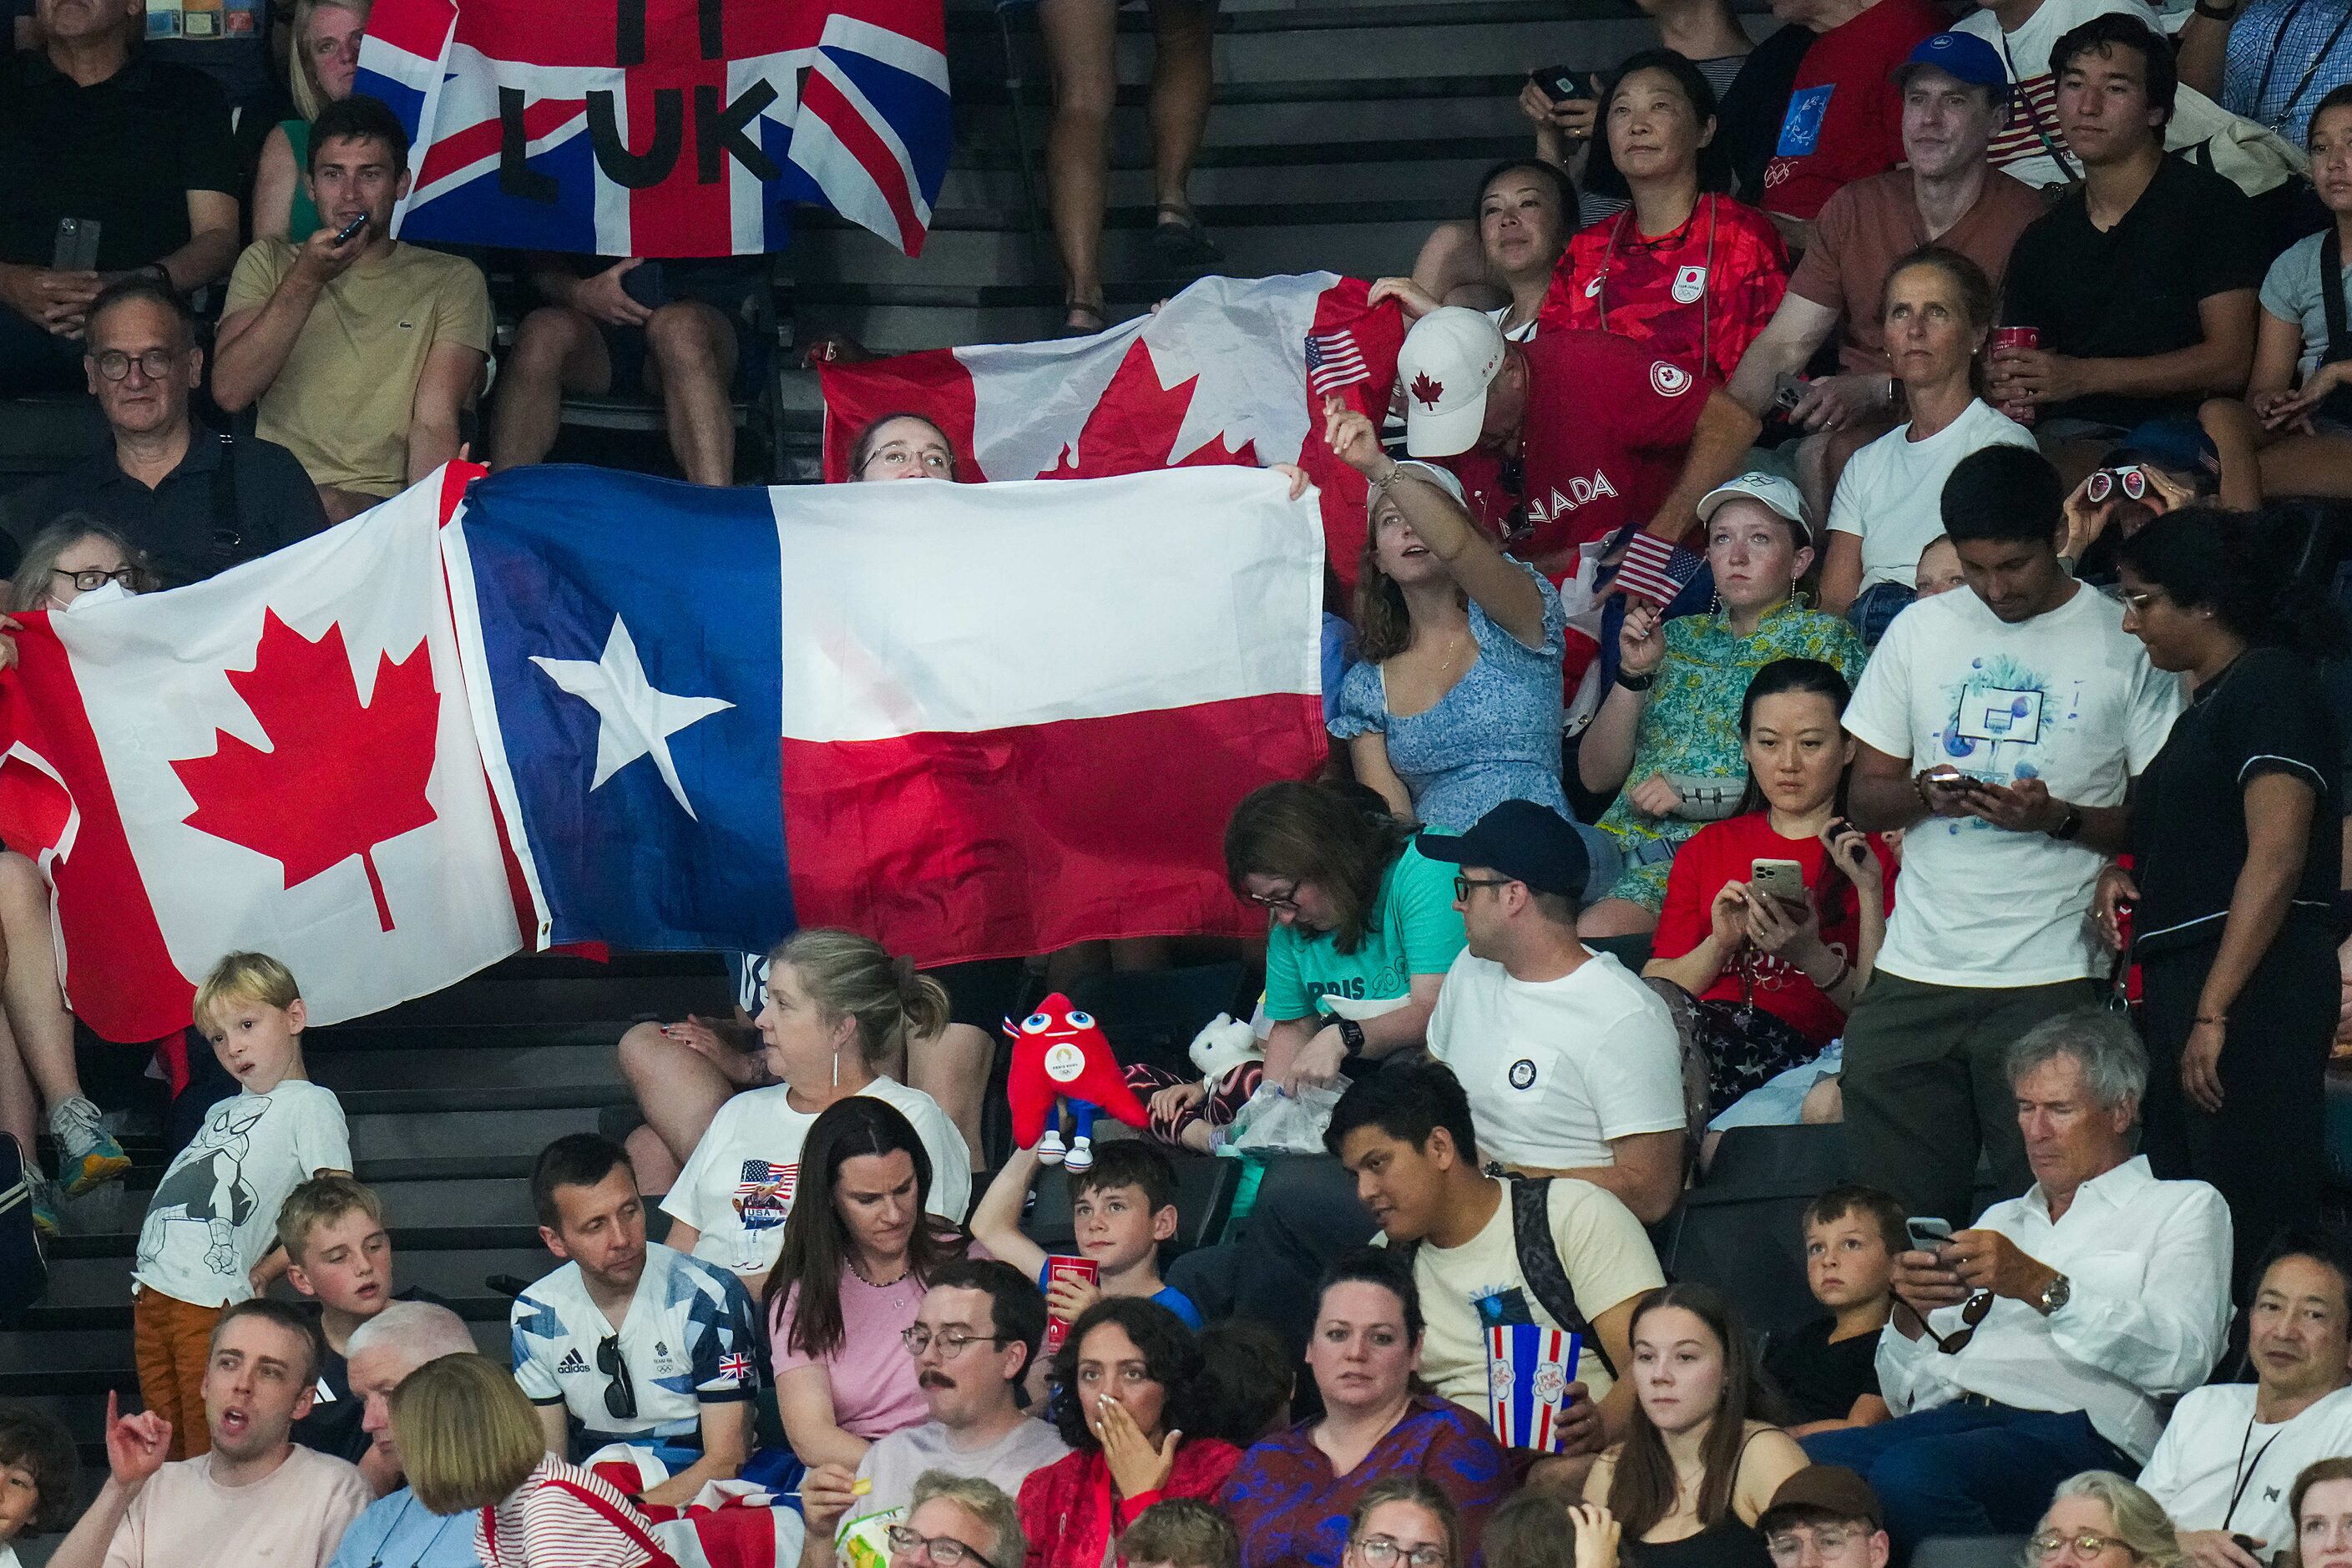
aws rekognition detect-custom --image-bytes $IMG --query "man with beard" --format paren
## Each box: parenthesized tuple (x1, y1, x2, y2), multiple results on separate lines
(798, 1260, 1067, 1568)
(49, 1301, 370, 1568)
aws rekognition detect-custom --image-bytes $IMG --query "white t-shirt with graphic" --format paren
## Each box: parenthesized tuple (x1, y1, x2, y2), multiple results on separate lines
(133, 1080, 351, 1308)
(1426, 948, 1687, 1171)
(1844, 582, 2184, 987)
(664, 1076, 971, 1277)
(1828, 400, 2040, 590)
(510, 1242, 762, 1449)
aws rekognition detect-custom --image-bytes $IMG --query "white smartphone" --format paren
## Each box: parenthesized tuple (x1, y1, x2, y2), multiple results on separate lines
(1749, 858, 1808, 907)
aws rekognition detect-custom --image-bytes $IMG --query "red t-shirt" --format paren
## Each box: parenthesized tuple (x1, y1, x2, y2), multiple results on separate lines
(1538, 195, 1791, 385)
(1439, 328, 1709, 588)
(1651, 812, 1899, 1046)
(1759, 0, 1945, 221)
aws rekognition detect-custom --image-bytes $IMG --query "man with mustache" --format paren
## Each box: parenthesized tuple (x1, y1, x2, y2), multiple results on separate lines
(799, 1259, 1067, 1568)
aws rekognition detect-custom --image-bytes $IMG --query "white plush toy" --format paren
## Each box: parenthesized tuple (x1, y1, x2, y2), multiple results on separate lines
(1186, 1013, 1263, 1097)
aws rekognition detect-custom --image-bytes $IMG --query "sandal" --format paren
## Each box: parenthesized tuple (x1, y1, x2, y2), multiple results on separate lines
(1060, 299, 1106, 338)
(1150, 205, 1222, 269)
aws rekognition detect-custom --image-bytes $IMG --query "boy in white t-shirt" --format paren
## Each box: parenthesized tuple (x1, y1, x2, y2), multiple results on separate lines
(133, 953, 352, 1462)
(1837, 445, 2182, 1226)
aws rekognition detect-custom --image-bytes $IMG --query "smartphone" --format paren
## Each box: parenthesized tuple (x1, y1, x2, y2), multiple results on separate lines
(1530, 64, 1595, 102)
(52, 216, 100, 272)
(1925, 766, 1987, 795)
(1771, 372, 1809, 415)
(1749, 858, 1808, 907)
(1905, 1216, 1954, 1252)
(333, 211, 367, 245)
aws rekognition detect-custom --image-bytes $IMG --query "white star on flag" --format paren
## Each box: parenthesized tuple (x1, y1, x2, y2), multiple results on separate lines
(530, 615, 733, 819)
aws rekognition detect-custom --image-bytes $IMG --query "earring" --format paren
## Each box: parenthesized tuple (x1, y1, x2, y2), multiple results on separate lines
(832, 1048, 841, 1088)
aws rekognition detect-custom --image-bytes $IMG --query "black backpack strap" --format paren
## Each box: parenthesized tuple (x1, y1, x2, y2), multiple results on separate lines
(210, 431, 245, 565)
(2319, 228, 2352, 424)
(1508, 1178, 1617, 1379)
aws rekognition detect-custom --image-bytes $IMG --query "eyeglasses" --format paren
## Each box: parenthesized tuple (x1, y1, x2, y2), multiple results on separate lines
(1453, 875, 1515, 900)
(1246, 883, 1302, 913)
(2032, 1534, 2122, 1560)
(596, 1335, 636, 1421)
(1932, 1290, 1995, 1355)
(51, 567, 136, 594)
(89, 349, 180, 382)
(1353, 1537, 1449, 1568)
(2086, 468, 2147, 503)
(901, 1326, 1010, 1357)
(886, 1525, 999, 1568)
(1767, 1526, 1871, 1561)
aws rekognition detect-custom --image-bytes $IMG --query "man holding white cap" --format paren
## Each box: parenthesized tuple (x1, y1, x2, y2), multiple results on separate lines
(1395, 306, 1759, 657)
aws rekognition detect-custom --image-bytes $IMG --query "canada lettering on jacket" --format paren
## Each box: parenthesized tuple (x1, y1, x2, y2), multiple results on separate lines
(1525, 473, 1620, 526)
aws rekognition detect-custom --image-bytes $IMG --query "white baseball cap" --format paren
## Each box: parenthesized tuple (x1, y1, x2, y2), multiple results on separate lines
(1397, 307, 1507, 458)
(1697, 470, 1811, 545)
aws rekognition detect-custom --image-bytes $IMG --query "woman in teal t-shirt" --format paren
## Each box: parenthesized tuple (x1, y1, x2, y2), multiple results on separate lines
(252, 0, 370, 242)
(1224, 781, 1469, 1095)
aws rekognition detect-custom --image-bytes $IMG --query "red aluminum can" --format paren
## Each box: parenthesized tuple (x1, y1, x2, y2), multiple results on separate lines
(1992, 326, 2041, 425)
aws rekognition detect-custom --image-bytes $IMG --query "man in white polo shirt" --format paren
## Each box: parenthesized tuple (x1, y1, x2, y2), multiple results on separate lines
(1419, 800, 1689, 1225)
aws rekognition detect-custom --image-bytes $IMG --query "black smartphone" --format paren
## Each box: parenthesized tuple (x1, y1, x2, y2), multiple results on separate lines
(52, 216, 100, 272)
(333, 211, 367, 245)
(1530, 64, 1595, 102)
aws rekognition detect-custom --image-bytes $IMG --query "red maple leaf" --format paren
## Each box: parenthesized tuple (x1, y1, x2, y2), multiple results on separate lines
(172, 611, 441, 933)
(1036, 337, 1261, 478)
(1410, 371, 1445, 409)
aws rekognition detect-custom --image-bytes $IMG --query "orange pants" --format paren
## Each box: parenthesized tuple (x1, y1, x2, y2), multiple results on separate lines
(133, 1288, 221, 1460)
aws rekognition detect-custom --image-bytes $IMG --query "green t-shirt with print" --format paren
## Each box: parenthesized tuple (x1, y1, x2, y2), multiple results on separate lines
(1262, 843, 1467, 1022)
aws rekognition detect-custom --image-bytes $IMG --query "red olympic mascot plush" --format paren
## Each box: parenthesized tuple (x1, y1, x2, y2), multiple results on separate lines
(1004, 994, 1150, 1173)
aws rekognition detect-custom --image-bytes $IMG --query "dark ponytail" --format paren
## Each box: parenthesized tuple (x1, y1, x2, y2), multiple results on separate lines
(2111, 505, 2347, 662)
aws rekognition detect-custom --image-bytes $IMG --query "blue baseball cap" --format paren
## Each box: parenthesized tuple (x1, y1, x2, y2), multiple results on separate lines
(1894, 33, 2011, 99)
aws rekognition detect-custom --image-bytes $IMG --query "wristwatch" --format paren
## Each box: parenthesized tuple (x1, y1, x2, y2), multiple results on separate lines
(2037, 1273, 2072, 1315)
(1616, 668, 1657, 692)
(2193, 1, 2238, 18)
(1335, 1017, 1368, 1058)
(2051, 802, 2084, 841)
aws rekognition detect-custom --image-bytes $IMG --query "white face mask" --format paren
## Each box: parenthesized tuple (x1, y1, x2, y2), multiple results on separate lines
(61, 579, 134, 614)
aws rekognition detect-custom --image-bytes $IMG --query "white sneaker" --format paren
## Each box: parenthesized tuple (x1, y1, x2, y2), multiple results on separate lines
(1037, 1130, 1067, 1166)
(1064, 1136, 1095, 1173)
(48, 1095, 129, 1198)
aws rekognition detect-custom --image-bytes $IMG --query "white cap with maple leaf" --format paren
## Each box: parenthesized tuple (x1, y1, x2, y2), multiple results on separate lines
(1397, 306, 1507, 459)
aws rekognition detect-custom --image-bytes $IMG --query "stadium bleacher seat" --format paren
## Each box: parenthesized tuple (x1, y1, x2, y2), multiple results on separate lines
(1661, 1122, 1856, 1343)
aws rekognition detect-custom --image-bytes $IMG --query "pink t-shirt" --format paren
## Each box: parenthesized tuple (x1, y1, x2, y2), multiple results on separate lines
(104, 1446, 371, 1568)
(769, 1265, 933, 1440)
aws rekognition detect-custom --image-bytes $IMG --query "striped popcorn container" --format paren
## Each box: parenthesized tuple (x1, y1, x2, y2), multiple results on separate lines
(1485, 1325, 1583, 1451)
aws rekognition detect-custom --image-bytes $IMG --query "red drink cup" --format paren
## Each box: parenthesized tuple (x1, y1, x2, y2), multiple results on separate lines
(1041, 1254, 1100, 1355)
(1992, 326, 2041, 425)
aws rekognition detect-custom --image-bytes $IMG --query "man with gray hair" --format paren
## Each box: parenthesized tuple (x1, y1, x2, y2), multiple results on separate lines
(1801, 1011, 2232, 1554)
(886, 1473, 1025, 1568)
(325, 1301, 483, 1568)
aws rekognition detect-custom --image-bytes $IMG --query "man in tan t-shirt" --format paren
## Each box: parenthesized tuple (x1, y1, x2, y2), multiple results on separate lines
(46, 1300, 371, 1568)
(213, 94, 490, 524)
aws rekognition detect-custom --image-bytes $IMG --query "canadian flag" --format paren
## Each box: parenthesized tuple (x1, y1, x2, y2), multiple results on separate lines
(817, 272, 1405, 590)
(0, 472, 521, 1042)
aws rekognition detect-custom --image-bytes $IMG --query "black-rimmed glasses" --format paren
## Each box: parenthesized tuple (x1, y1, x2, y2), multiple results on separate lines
(596, 1335, 635, 1420)
(51, 567, 137, 594)
(886, 1525, 999, 1568)
(1245, 883, 1301, 913)
(90, 349, 180, 382)
(1454, 875, 1514, 900)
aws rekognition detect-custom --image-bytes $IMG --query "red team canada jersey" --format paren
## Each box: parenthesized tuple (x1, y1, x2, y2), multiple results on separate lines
(1438, 329, 1708, 588)
(1538, 195, 1791, 385)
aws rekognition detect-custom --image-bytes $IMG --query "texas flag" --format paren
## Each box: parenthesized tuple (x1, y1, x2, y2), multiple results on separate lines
(0, 476, 522, 1044)
(441, 463, 1327, 967)
(817, 273, 1405, 590)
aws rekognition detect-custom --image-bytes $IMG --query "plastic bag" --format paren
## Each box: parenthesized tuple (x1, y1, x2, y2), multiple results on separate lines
(1223, 1078, 1349, 1155)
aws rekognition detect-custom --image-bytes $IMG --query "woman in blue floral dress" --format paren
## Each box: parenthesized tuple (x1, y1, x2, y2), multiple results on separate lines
(1576, 473, 1867, 937)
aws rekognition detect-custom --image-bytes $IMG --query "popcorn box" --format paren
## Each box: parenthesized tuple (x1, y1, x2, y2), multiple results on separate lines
(1485, 1324, 1582, 1451)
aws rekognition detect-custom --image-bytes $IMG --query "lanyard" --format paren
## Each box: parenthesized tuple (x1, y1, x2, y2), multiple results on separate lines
(2248, 0, 2352, 134)
(2224, 1412, 2284, 1532)
(1594, 193, 1720, 377)
(1996, 30, 2082, 184)
(363, 1493, 458, 1568)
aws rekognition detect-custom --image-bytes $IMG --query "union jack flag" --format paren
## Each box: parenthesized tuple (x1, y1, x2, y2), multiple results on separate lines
(715, 1352, 756, 1386)
(354, 0, 950, 258)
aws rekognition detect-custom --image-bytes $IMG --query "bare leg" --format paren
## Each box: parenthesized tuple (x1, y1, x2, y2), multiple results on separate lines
(628, 1124, 682, 1196)
(641, 300, 739, 488)
(0, 854, 83, 1116)
(0, 1014, 35, 1168)
(1576, 897, 1659, 938)
(490, 306, 611, 470)
(910, 1023, 992, 1165)
(1146, 0, 1215, 220)
(317, 486, 382, 524)
(2258, 431, 2352, 499)
(1039, 0, 1118, 321)
(617, 1020, 741, 1167)
(1800, 1075, 1844, 1123)
(2199, 397, 2269, 509)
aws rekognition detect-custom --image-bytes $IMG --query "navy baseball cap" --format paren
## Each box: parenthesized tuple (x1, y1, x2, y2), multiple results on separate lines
(1417, 800, 1591, 900)
(2112, 417, 2222, 481)
(1894, 33, 2011, 99)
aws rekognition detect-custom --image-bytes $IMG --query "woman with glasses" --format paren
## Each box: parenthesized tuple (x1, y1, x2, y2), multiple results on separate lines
(1577, 476, 1866, 939)
(1816, 249, 2033, 640)
(2293, 1459, 2352, 1568)
(887, 1474, 1028, 1568)
(2023, 1473, 2188, 1568)
(1336, 1478, 1469, 1568)
(1220, 1251, 1506, 1568)
(1584, 1284, 1808, 1568)
(849, 414, 960, 483)
(393, 1352, 681, 1567)
(764, 1095, 974, 1471)
(2096, 508, 2344, 1300)
(1019, 1297, 1241, 1568)
(0, 516, 142, 1235)
(1644, 659, 1889, 1122)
